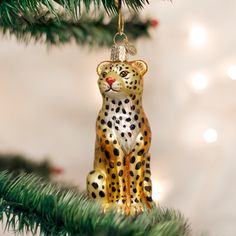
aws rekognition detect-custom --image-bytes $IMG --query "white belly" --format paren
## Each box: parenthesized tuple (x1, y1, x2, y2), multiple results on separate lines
(107, 112, 139, 154)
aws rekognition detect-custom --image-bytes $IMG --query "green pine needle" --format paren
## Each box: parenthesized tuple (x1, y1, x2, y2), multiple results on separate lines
(0, 154, 52, 178)
(0, 12, 152, 46)
(0, 0, 149, 19)
(0, 171, 190, 236)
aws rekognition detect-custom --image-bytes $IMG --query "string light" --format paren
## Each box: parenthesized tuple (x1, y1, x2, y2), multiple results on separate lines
(203, 128, 218, 143)
(189, 26, 207, 47)
(190, 73, 208, 91)
(227, 65, 236, 80)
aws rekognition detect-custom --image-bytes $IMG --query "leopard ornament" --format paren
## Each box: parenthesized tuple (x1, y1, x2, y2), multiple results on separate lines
(87, 59, 154, 215)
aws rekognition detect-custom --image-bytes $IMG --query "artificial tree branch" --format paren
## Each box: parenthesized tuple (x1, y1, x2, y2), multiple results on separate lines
(0, 0, 149, 20)
(0, 13, 154, 46)
(0, 171, 190, 236)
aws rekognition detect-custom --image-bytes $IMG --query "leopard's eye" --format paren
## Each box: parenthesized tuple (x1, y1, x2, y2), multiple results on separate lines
(101, 72, 107, 78)
(120, 70, 129, 78)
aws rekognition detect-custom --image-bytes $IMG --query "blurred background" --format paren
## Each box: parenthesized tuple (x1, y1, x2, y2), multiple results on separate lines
(0, 0, 236, 235)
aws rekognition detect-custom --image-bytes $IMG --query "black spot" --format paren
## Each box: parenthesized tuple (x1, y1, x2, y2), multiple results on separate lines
(130, 171, 134, 177)
(122, 108, 126, 114)
(112, 187, 116, 192)
(126, 118, 131, 122)
(109, 162, 114, 168)
(118, 170, 123, 176)
(112, 100, 116, 104)
(130, 156, 135, 163)
(89, 170, 95, 175)
(121, 133, 124, 137)
(128, 132, 132, 137)
(92, 192, 96, 199)
(131, 105, 135, 110)
(107, 121, 112, 128)
(134, 115, 138, 120)
(99, 191, 105, 198)
(145, 177, 150, 182)
(106, 105, 109, 110)
(112, 116, 116, 120)
(144, 131, 148, 136)
(98, 175, 103, 179)
(145, 186, 152, 192)
(105, 150, 110, 159)
(130, 124, 136, 130)
(101, 119, 105, 125)
(135, 198, 139, 203)
(92, 182, 98, 189)
(136, 175, 140, 180)
(112, 174, 116, 179)
(146, 196, 152, 202)
(113, 140, 117, 144)
(124, 99, 129, 103)
(123, 186, 126, 191)
(113, 148, 119, 156)
(132, 95, 136, 100)
(118, 101, 122, 106)
(103, 128, 107, 132)
(117, 161, 121, 166)
(116, 107, 120, 113)
(104, 112, 108, 116)
(115, 126, 119, 131)
(119, 116, 122, 120)
(137, 149, 144, 156)
(135, 162, 142, 170)
(105, 140, 109, 144)
(133, 188, 137, 193)
(144, 141, 148, 145)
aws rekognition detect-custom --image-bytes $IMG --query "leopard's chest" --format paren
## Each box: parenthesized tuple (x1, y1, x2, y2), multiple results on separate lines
(104, 105, 141, 154)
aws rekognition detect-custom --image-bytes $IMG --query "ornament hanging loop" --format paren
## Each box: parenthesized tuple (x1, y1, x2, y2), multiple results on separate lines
(115, 0, 124, 34)
(111, 0, 137, 61)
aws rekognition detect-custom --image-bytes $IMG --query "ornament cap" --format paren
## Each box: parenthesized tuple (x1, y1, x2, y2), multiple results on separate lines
(110, 44, 128, 62)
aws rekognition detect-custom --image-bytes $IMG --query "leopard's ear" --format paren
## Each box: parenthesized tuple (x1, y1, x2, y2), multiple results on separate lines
(131, 60, 148, 76)
(97, 61, 111, 76)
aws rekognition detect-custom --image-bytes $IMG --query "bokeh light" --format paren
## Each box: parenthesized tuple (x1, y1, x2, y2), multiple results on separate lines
(203, 128, 218, 143)
(227, 65, 236, 80)
(190, 73, 208, 91)
(190, 26, 207, 47)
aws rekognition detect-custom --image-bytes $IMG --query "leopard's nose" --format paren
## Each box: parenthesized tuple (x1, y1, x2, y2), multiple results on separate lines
(106, 77, 116, 86)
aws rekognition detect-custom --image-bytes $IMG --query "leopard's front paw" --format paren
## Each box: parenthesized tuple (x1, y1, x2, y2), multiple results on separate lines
(130, 203, 145, 215)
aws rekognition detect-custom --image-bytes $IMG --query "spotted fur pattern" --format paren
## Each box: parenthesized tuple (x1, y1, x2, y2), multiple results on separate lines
(87, 60, 153, 215)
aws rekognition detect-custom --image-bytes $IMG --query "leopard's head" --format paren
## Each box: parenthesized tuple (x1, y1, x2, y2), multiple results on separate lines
(97, 60, 148, 100)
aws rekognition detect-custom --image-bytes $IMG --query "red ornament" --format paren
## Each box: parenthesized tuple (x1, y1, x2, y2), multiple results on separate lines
(150, 19, 159, 28)
(51, 167, 64, 175)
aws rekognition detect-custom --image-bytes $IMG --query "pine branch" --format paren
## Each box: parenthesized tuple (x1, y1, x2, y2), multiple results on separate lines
(0, 0, 149, 20)
(0, 154, 52, 178)
(0, 171, 190, 236)
(0, 13, 152, 46)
